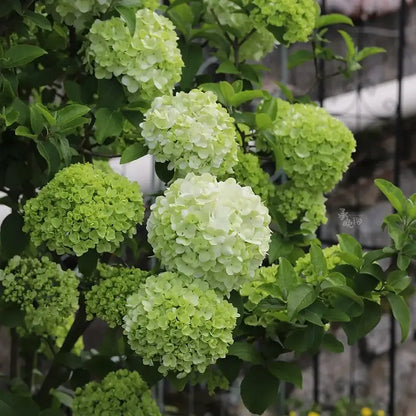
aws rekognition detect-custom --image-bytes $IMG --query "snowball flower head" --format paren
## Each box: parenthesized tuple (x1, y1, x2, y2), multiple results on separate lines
(147, 173, 271, 294)
(272, 102, 356, 192)
(0, 256, 78, 335)
(86, 8, 183, 101)
(241, 0, 318, 44)
(85, 263, 150, 327)
(23, 163, 144, 256)
(141, 90, 238, 177)
(73, 369, 161, 416)
(124, 272, 238, 377)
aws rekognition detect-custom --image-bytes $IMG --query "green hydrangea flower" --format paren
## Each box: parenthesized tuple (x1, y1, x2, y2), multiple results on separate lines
(85, 263, 150, 327)
(141, 90, 238, 177)
(73, 369, 161, 416)
(221, 151, 274, 204)
(272, 102, 356, 192)
(240, 265, 284, 327)
(86, 8, 183, 101)
(203, 0, 276, 61)
(241, 0, 318, 44)
(147, 173, 271, 294)
(295, 245, 344, 283)
(124, 272, 238, 378)
(23, 163, 144, 256)
(271, 182, 328, 230)
(0, 256, 79, 335)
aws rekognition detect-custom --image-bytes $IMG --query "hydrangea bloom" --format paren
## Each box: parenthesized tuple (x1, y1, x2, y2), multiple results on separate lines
(85, 263, 150, 327)
(141, 90, 238, 177)
(86, 9, 183, 101)
(0, 256, 78, 335)
(241, 0, 318, 44)
(73, 369, 161, 416)
(221, 151, 274, 204)
(23, 163, 144, 256)
(271, 182, 328, 230)
(240, 265, 284, 327)
(124, 272, 238, 377)
(203, 0, 276, 61)
(295, 245, 344, 283)
(147, 173, 271, 294)
(272, 102, 356, 192)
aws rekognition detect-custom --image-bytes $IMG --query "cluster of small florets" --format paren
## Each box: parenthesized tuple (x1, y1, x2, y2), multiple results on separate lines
(273, 102, 356, 192)
(73, 369, 161, 416)
(23, 163, 144, 256)
(271, 182, 328, 230)
(241, 0, 318, 44)
(86, 8, 183, 101)
(85, 263, 150, 327)
(240, 265, 283, 327)
(147, 173, 271, 294)
(123, 272, 238, 377)
(141, 90, 238, 177)
(203, 0, 276, 61)
(295, 245, 344, 283)
(223, 151, 274, 204)
(0, 256, 79, 335)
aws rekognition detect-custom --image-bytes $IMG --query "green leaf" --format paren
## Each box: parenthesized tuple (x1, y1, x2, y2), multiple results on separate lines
(219, 81, 235, 105)
(37, 141, 61, 177)
(342, 301, 381, 344)
(288, 50, 314, 69)
(255, 113, 272, 130)
(180, 42, 203, 90)
(397, 252, 411, 271)
(94, 108, 123, 143)
(310, 244, 327, 279)
(268, 234, 293, 264)
(0, 212, 29, 260)
(217, 356, 243, 384)
(228, 342, 263, 364)
(199, 83, 225, 105)
(315, 13, 353, 28)
(0, 391, 40, 416)
(259, 97, 278, 120)
(268, 361, 302, 388)
(78, 249, 99, 274)
(64, 80, 82, 102)
(383, 214, 406, 249)
(15, 125, 37, 139)
(356, 47, 385, 62)
(0, 300, 25, 327)
(375, 178, 408, 214)
(25, 11, 52, 31)
(277, 257, 301, 299)
(51, 390, 73, 409)
(387, 294, 410, 342)
(155, 161, 174, 183)
(386, 270, 411, 294)
(56, 104, 90, 129)
(287, 284, 317, 320)
(337, 233, 363, 258)
(335, 251, 362, 269)
(2, 44, 47, 68)
(97, 78, 125, 110)
(275, 82, 293, 102)
(167, 3, 193, 37)
(30, 104, 45, 135)
(116, 6, 136, 36)
(120, 142, 148, 164)
(284, 325, 324, 354)
(216, 61, 240, 75)
(240, 365, 279, 414)
(322, 333, 344, 353)
(230, 90, 265, 107)
(338, 30, 355, 61)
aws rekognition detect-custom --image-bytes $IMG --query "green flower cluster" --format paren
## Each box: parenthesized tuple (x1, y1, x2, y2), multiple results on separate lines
(222, 151, 274, 204)
(23, 163, 144, 256)
(0, 256, 79, 335)
(147, 173, 271, 294)
(124, 272, 238, 377)
(86, 8, 183, 101)
(85, 263, 150, 327)
(240, 265, 283, 327)
(73, 369, 161, 416)
(295, 245, 344, 283)
(271, 182, 328, 230)
(141, 90, 238, 177)
(273, 102, 356, 192)
(241, 0, 318, 44)
(203, 0, 276, 61)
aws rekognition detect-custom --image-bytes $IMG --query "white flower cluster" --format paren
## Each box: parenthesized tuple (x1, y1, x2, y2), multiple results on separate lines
(86, 8, 183, 101)
(147, 173, 271, 294)
(141, 90, 238, 177)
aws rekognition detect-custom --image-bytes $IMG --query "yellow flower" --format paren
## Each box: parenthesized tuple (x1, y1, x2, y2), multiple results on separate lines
(308, 412, 320, 416)
(289, 412, 297, 416)
(361, 407, 372, 416)
(377, 411, 385, 416)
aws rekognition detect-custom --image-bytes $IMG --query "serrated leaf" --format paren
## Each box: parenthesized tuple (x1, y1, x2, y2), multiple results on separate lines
(116, 6, 136, 36)
(268, 361, 302, 388)
(120, 142, 148, 164)
(240, 366, 279, 414)
(2, 44, 47, 68)
(228, 342, 263, 364)
(387, 293, 410, 342)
